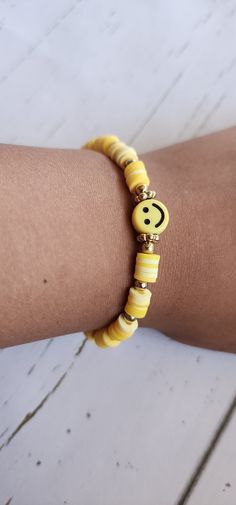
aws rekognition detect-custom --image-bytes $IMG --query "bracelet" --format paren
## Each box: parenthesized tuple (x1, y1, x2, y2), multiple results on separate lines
(82, 135, 169, 348)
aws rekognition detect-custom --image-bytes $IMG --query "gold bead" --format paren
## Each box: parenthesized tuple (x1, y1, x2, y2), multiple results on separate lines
(122, 158, 137, 168)
(122, 311, 137, 323)
(134, 192, 148, 203)
(134, 187, 157, 202)
(141, 241, 155, 253)
(137, 233, 159, 243)
(147, 233, 159, 242)
(146, 190, 156, 199)
(134, 280, 148, 289)
(137, 233, 147, 242)
(135, 184, 148, 195)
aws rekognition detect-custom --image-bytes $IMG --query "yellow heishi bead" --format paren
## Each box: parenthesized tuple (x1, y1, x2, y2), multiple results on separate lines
(124, 287, 152, 318)
(124, 160, 150, 192)
(82, 138, 97, 150)
(108, 314, 138, 341)
(134, 252, 160, 283)
(84, 331, 94, 340)
(102, 135, 120, 154)
(132, 198, 169, 235)
(93, 136, 108, 152)
(119, 150, 138, 168)
(94, 328, 121, 348)
(108, 141, 126, 160)
(114, 146, 130, 164)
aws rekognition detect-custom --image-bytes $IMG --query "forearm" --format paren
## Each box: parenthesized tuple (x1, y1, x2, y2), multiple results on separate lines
(0, 144, 136, 346)
(143, 127, 236, 352)
(0, 128, 235, 351)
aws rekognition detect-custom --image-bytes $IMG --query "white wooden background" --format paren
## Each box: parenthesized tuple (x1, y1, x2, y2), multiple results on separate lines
(0, 1, 236, 504)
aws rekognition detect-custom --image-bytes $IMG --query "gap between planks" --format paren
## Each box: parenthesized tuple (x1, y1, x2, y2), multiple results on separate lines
(0, 338, 87, 451)
(176, 392, 236, 505)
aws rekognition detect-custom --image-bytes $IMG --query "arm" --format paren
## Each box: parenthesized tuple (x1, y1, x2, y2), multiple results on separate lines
(0, 127, 235, 351)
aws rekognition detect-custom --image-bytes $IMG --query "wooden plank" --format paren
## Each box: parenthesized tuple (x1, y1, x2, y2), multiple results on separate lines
(0, 1, 236, 504)
(0, 1, 235, 151)
(0, 333, 85, 450)
(0, 330, 236, 505)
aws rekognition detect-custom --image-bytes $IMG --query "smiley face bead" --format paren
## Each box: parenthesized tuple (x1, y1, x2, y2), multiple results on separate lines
(132, 198, 169, 235)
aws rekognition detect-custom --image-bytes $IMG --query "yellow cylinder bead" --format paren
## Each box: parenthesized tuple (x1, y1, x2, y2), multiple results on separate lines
(102, 135, 120, 154)
(108, 314, 138, 341)
(124, 287, 152, 319)
(124, 160, 150, 192)
(134, 252, 160, 283)
(94, 328, 121, 348)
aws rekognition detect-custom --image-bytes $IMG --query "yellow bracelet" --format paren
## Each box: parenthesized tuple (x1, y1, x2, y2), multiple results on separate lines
(82, 135, 169, 348)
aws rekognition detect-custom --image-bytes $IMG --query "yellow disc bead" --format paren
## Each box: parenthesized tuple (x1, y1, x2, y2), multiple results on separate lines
(84, 331, 94, 340)
(108, 314, 138, 341)
(82, 138, 97, 150)
(94, 328, 120, 348)
(124, 160, 150, 192)
(113, 147, 130, 164)
(92, 136, 108, 152)
(119, 151, 139, 168)
(102, 135, 120, 154)
(132, 198, 169, 235)
(93, 329, 108, 348)
(108, 142, 126, 160)
(134, 252, 160, 283)
(124, 287, 152, 319)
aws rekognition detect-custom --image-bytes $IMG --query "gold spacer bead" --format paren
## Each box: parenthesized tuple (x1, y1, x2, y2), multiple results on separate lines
(122, 158, 137, 169)
(137, 233, 160, 243)
(134, 280, 148, 289)
(135, 184, 148, 195)
(146, 190, 156, 199)
(137, 233, 147, 242)
(148, 233, 159, 242)
(141, 241, 155, 254)
(134, 188, 157, 202)
(134, 192, 148, 203)
(122, 311, 137, 323)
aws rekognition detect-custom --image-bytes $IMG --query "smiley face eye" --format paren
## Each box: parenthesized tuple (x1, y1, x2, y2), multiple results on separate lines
(144, 219, 150, 225)
(142, 207, 149, 213)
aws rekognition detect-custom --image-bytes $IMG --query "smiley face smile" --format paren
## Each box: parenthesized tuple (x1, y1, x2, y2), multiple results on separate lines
(142, 202, 165, 228)
(132, 198, 169, 235)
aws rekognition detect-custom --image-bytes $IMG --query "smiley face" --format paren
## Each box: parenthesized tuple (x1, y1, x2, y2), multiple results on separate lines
(132, 198, 169, 235)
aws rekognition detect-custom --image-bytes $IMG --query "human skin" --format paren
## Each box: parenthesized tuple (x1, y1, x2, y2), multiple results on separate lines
(0, 127, 235, 351)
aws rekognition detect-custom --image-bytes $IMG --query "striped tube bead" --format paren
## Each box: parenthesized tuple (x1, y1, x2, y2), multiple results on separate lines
(124, 160, 150, 192)
(93, 328, 121, 348)
(124, 287, 152, 319)
(108, 314, 138, 341)
(134, 252, 160, 283)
